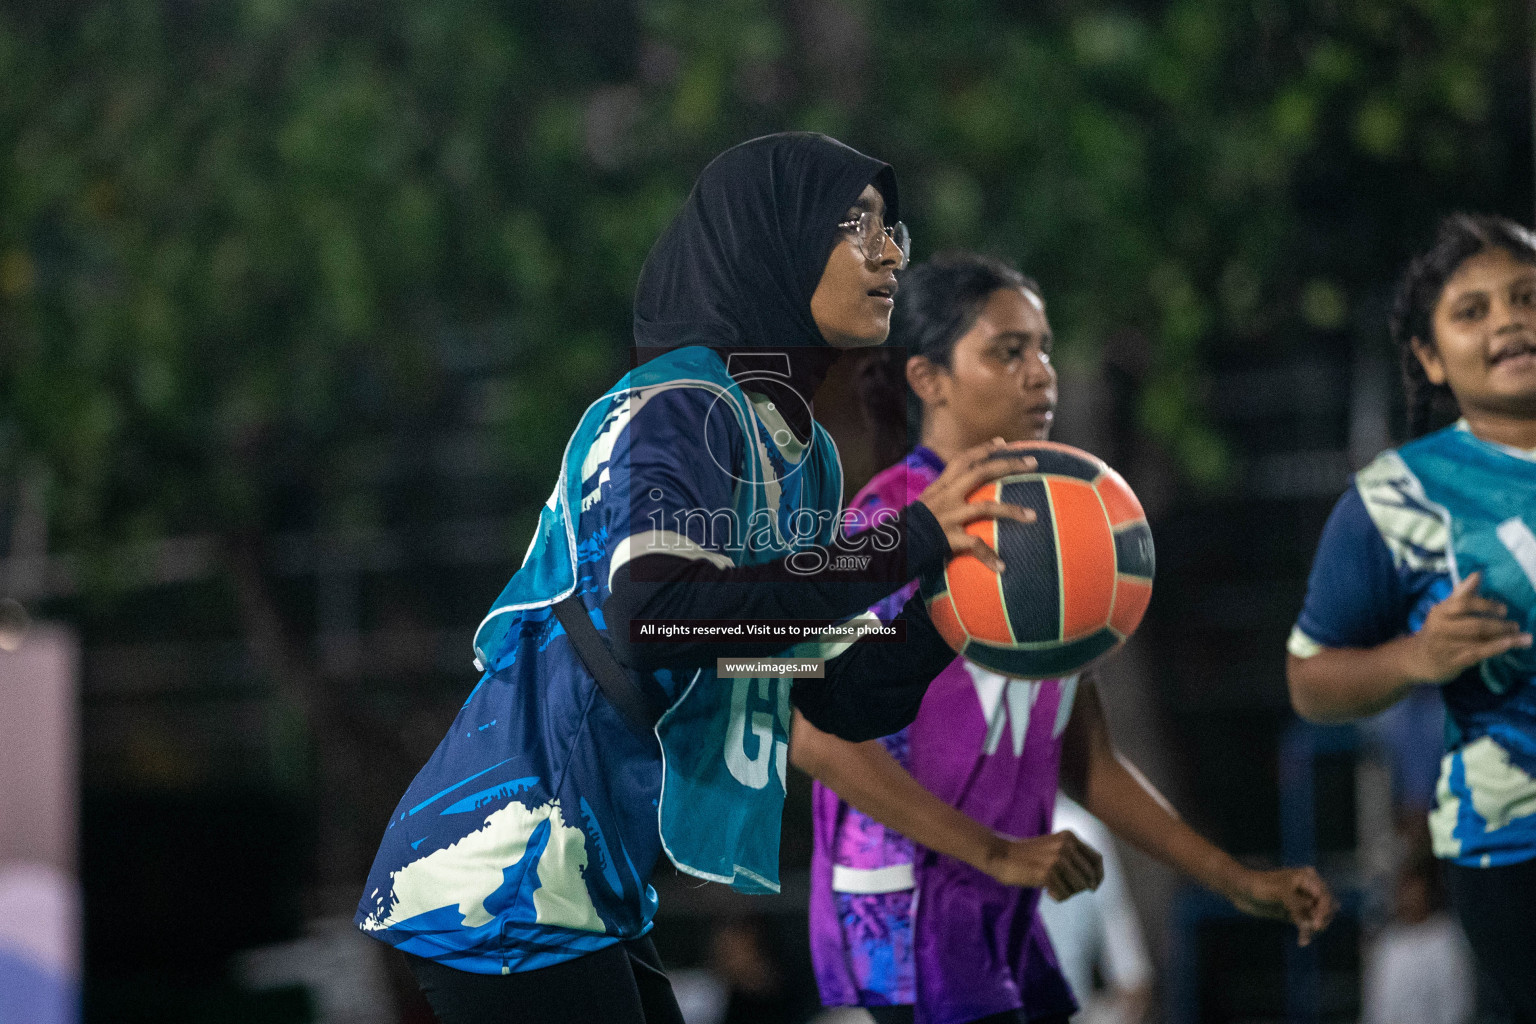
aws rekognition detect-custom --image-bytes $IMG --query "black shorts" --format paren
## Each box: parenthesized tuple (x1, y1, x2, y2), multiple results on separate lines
(405, 937, 685, 1024)
(1445, 856, 1536, 1024)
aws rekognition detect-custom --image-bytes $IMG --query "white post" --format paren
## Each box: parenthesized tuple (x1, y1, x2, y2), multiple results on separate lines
(0, 623, 82, 1023)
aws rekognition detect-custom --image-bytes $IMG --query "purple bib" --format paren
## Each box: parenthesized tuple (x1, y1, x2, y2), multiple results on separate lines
(808, 448, 1078, 1024)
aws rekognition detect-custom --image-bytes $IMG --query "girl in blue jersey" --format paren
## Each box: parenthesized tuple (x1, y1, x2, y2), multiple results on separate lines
(356, 133, 1044, 1024)
(1288, 213, 1536, 1021)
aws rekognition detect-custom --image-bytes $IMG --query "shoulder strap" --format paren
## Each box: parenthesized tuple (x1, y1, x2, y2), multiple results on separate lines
(553, 596, 669, 741)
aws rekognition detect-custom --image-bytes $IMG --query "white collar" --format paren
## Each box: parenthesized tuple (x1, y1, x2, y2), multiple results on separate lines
(1454, 418, 1536, 461)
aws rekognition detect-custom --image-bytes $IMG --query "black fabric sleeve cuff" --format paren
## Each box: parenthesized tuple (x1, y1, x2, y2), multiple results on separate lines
(901, 499, 948, 580)
(789, 591, 957, 741)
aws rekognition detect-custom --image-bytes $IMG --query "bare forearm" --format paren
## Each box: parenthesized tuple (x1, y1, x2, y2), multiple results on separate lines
(1064, 679, 1245, 899)
(1286, 642, 1420, 723)
(1065, 681, 1339, 941)
(789, 711, 1001, 871)
(1083, 753, 1246, 900)
(1289, 574, 1533, 723)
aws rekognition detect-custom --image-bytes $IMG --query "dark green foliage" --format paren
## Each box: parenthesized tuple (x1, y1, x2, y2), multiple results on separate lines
(0, 0, 1519, 568)
(2, 0, 1529, 547)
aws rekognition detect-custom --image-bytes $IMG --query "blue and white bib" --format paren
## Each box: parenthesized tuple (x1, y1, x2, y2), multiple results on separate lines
(356, 346, 846, 971)
(1291, 423, 1536, 867)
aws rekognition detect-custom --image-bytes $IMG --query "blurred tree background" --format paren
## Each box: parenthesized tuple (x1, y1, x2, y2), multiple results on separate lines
(1, 0, 1532, 1020)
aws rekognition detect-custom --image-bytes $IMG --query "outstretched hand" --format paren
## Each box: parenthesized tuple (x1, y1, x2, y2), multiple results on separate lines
(980, 829, 1104, 901)
(1228, 866, 1338, 947)
(1404, 572, 1532, 684)
(916, 438, 1039, 573)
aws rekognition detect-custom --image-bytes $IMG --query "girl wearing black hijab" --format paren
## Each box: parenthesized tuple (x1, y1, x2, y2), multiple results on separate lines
(355, 133, 1039, 1024)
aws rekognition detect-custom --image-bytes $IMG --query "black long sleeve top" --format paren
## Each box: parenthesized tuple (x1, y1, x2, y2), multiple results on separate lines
(604, 502, 960, 741)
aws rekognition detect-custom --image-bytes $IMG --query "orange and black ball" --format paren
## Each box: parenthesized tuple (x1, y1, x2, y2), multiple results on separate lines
(921, 442, 1154, 679)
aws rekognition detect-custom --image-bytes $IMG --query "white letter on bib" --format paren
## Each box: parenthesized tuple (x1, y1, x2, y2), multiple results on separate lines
(726, 677, 774, 789)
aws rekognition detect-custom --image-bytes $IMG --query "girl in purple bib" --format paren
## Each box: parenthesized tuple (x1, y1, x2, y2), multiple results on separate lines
(793, 253, 1340, 1024)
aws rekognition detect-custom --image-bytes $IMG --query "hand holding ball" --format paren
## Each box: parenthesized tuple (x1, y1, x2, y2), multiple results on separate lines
(919, 442, 1153, 679)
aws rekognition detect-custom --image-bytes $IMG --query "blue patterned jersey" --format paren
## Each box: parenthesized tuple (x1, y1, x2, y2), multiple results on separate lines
(355, 348, 843, 973)
(1290, 423, 1536, 867)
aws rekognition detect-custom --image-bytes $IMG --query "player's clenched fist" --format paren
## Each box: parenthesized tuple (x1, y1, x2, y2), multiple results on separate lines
(979, 829, 1105, 901)
(1404, 571, 1533, 684)
(1227, 866, 1338, 947)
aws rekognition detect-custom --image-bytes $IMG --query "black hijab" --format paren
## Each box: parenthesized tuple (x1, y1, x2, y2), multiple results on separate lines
(633, 132, 899, 356)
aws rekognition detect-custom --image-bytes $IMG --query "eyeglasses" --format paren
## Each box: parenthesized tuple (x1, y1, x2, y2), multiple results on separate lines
(837, 211, 911, 269)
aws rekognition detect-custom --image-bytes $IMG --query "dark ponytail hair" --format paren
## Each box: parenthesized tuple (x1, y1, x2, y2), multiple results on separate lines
(1390, 213, 1536, 436)
(854, 251, 1041, 467)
